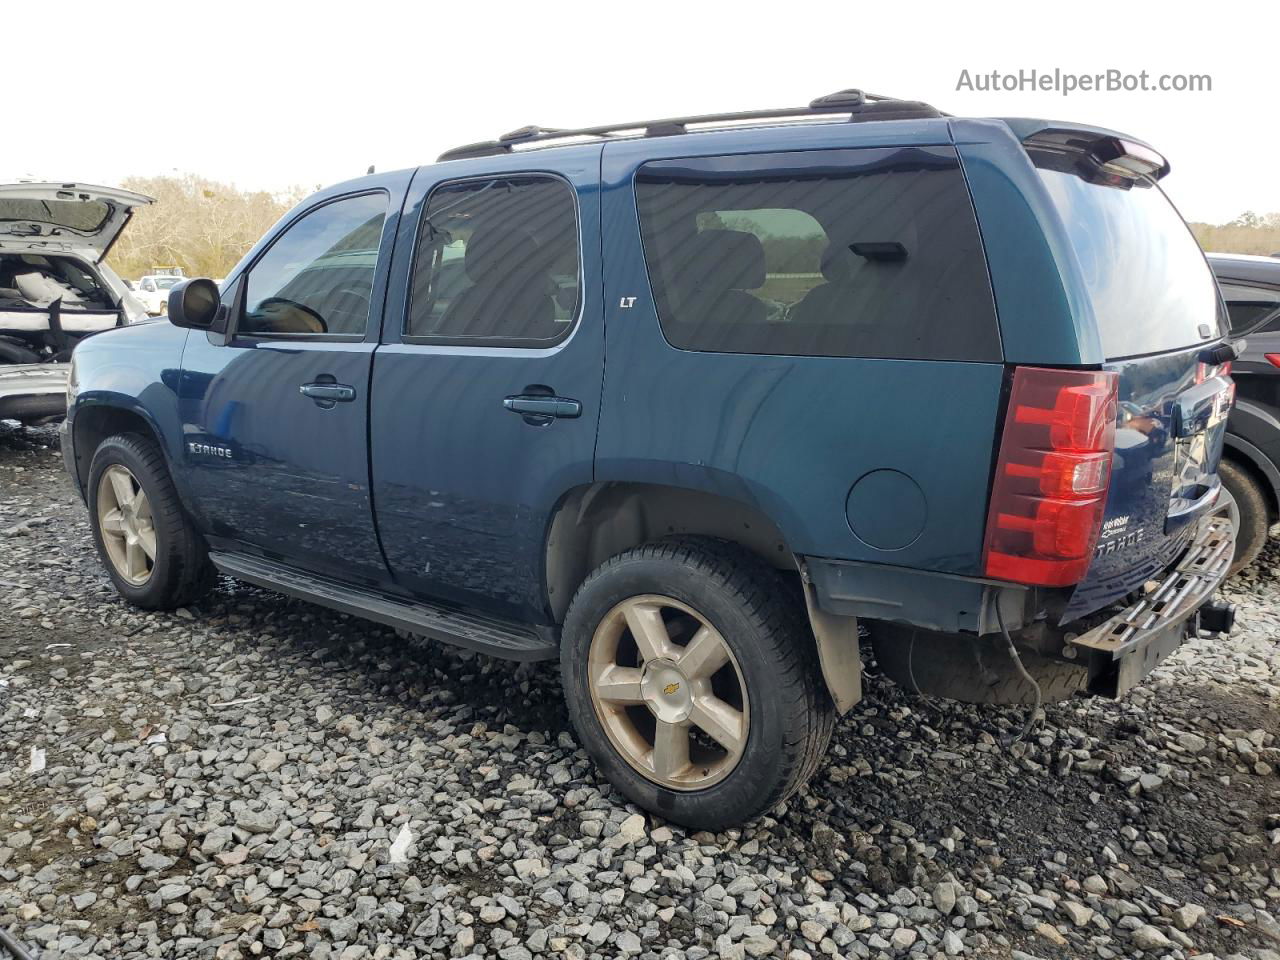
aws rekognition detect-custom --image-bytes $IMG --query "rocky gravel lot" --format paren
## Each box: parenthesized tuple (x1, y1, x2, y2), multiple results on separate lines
(2, 421, 1279, 960)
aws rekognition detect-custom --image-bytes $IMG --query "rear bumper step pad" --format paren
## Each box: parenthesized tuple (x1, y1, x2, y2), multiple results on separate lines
(1071, 513, 1234, 660)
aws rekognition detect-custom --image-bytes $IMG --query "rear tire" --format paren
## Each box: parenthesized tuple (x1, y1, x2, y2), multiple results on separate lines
(560, 537, 834, 830)
(87, 433, 215, 609)
(1218, 459, 1270, 576)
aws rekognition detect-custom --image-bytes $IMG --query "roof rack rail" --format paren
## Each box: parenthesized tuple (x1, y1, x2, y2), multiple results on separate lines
(437, 89, 945, 162)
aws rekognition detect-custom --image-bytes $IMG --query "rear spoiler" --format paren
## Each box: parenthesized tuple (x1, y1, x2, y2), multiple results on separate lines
(1000, 119, 1171, 181)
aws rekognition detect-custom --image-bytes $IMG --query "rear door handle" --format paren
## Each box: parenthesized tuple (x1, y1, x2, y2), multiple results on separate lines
(300, 382, 357, 404)
(503, 395, 582, 420)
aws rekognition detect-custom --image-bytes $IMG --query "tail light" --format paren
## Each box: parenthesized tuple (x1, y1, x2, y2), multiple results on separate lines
(983, 367, 1119, 587)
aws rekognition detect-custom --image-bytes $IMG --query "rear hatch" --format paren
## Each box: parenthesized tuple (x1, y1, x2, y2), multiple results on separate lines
(1026, 137, 1234, 619)
(0, 181, 152, 261)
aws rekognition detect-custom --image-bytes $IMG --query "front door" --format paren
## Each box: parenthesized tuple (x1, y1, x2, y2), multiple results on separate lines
(179, 188, 401, 581)
(370, 148, 604, 622)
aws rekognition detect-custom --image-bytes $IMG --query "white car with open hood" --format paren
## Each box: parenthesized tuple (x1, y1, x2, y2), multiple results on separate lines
(0, 181, 152, 422)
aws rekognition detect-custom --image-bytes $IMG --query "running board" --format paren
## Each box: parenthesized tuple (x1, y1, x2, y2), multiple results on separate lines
(209, 552, 559, 662)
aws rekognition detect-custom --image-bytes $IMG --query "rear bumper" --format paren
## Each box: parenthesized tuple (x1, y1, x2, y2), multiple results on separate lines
(1070, 511, 1235, 697)
(0, 362, 68, 420)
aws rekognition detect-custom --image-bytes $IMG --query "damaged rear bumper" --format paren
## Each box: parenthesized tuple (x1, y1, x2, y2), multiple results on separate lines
(1069, 512, 1236, 697)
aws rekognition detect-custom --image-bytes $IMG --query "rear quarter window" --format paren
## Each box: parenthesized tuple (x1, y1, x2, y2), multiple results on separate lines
(406, 175, 580, 346)
(634, 146, 1001, 362)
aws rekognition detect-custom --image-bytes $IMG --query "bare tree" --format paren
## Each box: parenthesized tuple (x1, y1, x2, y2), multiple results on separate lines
(106, 175, 310, 279)
(1189, 211, 1280, 256)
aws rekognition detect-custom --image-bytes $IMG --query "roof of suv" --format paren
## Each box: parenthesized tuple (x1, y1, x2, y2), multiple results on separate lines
(314, 92, 1169, 245)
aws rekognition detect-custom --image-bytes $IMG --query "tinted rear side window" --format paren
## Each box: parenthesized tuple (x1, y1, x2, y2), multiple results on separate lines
(634, 147, 1000, 361)
(407, 176, 580, 346)
(1034, 165, 1220, 358)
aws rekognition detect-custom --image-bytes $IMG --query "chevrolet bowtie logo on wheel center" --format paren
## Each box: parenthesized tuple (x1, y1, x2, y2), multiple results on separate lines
(663, 682, 681, 695)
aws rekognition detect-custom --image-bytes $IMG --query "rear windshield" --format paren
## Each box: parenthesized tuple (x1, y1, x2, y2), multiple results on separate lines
(1035, 167, 1220, 359)
(634, 146, 1001, 362)
(0, 198, 111, 232)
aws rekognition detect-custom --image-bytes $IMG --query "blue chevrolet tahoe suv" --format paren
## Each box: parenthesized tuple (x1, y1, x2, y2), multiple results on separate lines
(61, 91, 1239, 828)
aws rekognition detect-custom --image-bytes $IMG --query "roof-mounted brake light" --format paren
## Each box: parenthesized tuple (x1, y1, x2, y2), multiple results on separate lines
(1018, 125, 1171, 182)
(1089, 137, 1169, 180)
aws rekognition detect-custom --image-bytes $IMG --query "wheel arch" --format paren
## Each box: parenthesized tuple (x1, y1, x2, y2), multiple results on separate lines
(71, 402, 168, 492)
(545, 482, 793, 621)
(544, 482, 862, 713)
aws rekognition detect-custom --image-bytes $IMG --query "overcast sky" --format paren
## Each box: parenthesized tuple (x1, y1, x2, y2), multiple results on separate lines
(14, 0, 1277, 224)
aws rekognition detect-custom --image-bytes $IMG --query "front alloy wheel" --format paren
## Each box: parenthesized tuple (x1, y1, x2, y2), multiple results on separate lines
(588, 595, 749, 790)
(96, 464, 156, 585)
(87, 433, 215, 609)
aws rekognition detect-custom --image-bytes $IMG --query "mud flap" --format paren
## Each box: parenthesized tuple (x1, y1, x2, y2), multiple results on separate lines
(800, 577, 862, 714)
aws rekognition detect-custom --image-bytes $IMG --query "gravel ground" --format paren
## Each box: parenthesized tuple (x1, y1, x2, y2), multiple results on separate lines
(2, 421, 1279, 960)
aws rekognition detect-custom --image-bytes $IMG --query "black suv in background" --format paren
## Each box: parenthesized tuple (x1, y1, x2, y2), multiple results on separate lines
(1209, 252, 1280, 572)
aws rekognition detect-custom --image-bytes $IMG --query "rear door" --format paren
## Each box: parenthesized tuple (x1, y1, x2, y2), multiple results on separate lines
(369, 148, 603, 622)
(1029, 161, 1236, 617)
(179, 187, 400, 581)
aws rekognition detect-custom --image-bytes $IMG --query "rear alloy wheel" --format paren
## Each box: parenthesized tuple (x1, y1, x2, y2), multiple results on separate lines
(561, 538, 834, 830)
(587, 595, 749, 790)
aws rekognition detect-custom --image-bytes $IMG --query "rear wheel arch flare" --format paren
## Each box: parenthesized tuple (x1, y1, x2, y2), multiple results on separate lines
(544, 482, 795, 624)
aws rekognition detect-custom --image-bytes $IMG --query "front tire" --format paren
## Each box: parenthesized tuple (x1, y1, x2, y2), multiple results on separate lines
(87, 433, 215, 609)
(1218, 460, 1270, 576)
(560, 538, 833, 830)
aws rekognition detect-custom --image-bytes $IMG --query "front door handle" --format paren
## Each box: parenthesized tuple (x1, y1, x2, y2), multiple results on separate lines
(300, 381, 357, 406)
(503, 395, 582, 422)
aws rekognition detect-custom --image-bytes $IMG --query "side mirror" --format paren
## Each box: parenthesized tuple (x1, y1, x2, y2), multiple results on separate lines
(168, 278, 228, 333)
